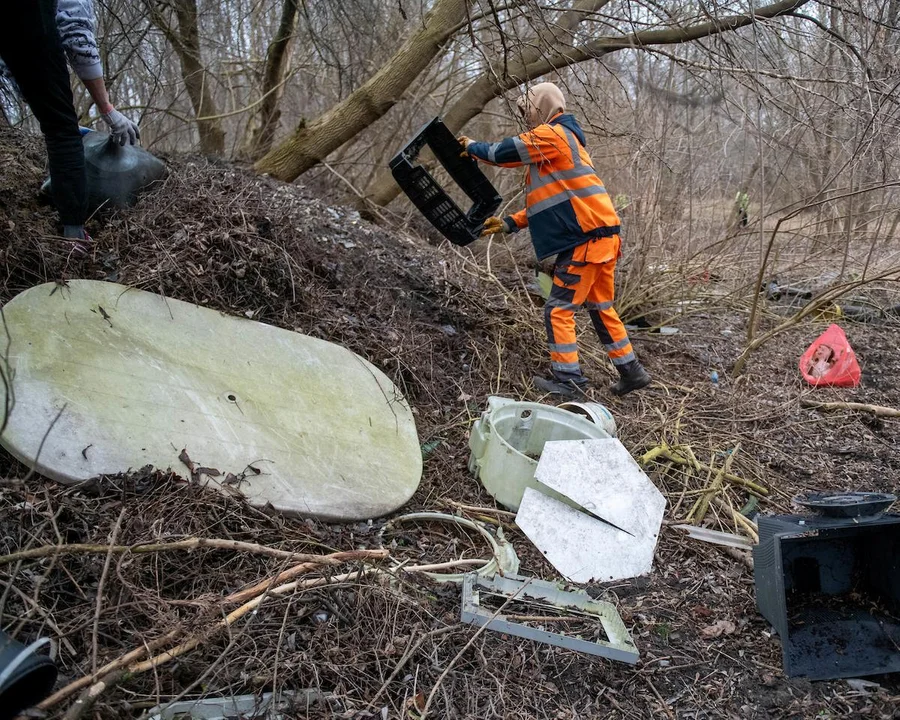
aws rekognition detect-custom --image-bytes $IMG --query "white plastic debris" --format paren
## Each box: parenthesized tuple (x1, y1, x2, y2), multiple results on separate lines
(673, 524, 753, 550)
(516, 438, 666, 583)
(379, 512, 519, 583)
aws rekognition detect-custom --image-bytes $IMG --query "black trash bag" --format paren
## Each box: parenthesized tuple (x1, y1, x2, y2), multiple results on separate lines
(0, 630, 57, 720)
(43, 131, 167, 214)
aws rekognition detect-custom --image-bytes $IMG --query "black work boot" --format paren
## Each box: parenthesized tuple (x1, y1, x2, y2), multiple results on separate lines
(533, 375, 589, 399)
(610, 360, 652, 396)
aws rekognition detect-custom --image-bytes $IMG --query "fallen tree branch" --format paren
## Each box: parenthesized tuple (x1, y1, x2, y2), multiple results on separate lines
(713, 497, 759, 544)
(128, 569, 369, 675)
(800, 398, 900, 418)
(61, 671, 125, 720)
(642, 443, 768, 495)
(0, 538, 387, 567)
(226, 550, 389, 604)
(38, 630, 181, 710)
(688, 445, 740, 524)
(719, 545, 754, 570)
(92, 510, 125, 675)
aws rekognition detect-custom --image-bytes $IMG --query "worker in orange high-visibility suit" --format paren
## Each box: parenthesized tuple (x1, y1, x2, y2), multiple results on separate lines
(459, 82, 651, 398)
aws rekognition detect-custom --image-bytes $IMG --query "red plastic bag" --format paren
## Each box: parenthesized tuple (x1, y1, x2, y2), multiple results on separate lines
(799, 324, 860, 388)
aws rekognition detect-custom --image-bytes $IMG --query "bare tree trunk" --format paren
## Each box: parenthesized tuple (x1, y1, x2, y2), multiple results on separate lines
(364, 0, 809, 209)
(254, 0, 472, 181)
(238, 0, 299, 161)
(148, 0, 225, 155)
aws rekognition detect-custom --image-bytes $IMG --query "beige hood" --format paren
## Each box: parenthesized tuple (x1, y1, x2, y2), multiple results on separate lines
(516, 82, 566, 128)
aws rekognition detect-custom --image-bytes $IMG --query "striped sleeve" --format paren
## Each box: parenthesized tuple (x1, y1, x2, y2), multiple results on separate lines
(57, 0, 103, 81)
(468, 126, 564, 167)
(467, 136, 529, 167)
(506, 209, 528, 231)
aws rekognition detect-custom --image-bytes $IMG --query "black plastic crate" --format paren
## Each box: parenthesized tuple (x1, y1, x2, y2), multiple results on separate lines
(753, 513, 900, 680)
(390, 117, 502, 246)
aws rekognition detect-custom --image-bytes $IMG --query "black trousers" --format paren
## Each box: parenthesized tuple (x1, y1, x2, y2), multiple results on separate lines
(0, 0, 86, 226)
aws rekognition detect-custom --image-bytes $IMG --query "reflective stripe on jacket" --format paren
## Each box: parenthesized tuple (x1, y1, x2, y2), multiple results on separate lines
(467, 113, 621, 260)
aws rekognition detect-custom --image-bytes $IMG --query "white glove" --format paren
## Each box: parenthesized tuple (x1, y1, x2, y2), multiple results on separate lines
(101, 107, 140, 146)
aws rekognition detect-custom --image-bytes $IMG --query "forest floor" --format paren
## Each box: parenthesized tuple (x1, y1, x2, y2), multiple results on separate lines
(1, 125, 899, 719)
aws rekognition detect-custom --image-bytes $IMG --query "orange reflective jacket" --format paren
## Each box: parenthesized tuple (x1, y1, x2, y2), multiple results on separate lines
(468, 113, 621, 259)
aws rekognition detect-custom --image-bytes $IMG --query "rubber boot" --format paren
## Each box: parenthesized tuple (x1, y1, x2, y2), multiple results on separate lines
(533, 375, 589, 399)
(610, 360, 652, 396)
(63, 225, 93, 256)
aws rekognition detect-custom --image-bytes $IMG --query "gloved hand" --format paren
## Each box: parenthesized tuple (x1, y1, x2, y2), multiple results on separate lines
(457, 135, 473, 157)
(481, 216, 507, 237)
(101, 107, 140, 146)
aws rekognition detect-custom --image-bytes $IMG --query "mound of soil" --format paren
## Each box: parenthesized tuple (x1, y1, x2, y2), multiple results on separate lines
(1, 125, 899, 719)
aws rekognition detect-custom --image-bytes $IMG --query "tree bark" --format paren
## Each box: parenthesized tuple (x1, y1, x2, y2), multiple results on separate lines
(254, 0, 472, 181)
(364, 0, 810, 208)
(148, 0, 225, 156)
(238, 0, 300, 161)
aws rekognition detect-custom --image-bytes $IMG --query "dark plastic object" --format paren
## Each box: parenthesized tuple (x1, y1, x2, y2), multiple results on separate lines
(795, 492, 897, 518)
(389, 117, 502, 246)
(43, 131, 167, 213)
(0, 630, 57, 719)
(753, 513, 900, 680)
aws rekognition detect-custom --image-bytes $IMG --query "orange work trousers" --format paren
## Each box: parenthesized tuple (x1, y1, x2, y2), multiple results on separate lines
(544, 236, 634, 383)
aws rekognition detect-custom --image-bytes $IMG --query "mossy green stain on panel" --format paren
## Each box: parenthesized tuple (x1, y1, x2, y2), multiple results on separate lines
(0, 281, 422, 521)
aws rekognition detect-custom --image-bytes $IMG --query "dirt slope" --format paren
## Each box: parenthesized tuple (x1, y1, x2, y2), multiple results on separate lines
(1, 126, 898, 719)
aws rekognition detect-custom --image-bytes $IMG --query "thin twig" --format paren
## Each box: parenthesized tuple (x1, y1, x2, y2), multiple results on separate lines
(800, 398, 900, 418)
(128, 570, 369, 675)
(92, 509, 126, 675)
(419, 578, 531, 719)
(39, 630, 181, 710)
(225, 550, 388, 604)
(0, 539, 388, 567)
(62, 670, 126, 720)
(368, 626, 456, 709)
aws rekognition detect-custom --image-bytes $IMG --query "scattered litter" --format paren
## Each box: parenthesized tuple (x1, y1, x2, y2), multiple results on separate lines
(799, 323, 860, 388)
(420, 438, 443, 459)
(673, 525, 753, 550)
(710, 370, 719, 384)
(460, 573, 639, 663)
(766, 282, 813, 301)
(468, 397, 610, 510)
(753, 494, 900, 680)
(146, 690, 328, 720)
(536, 271, 553, 299)
(516, 439, 665, 583)
(379, 512, 519, 583)
(837, 304, 884, 323)
(846, 678, 881, 694)
(42, 130, 166, 213)
(525, 271, 553, 301)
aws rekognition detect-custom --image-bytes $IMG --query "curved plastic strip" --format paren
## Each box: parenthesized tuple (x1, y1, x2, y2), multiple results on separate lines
(380, 512, 519, 583)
